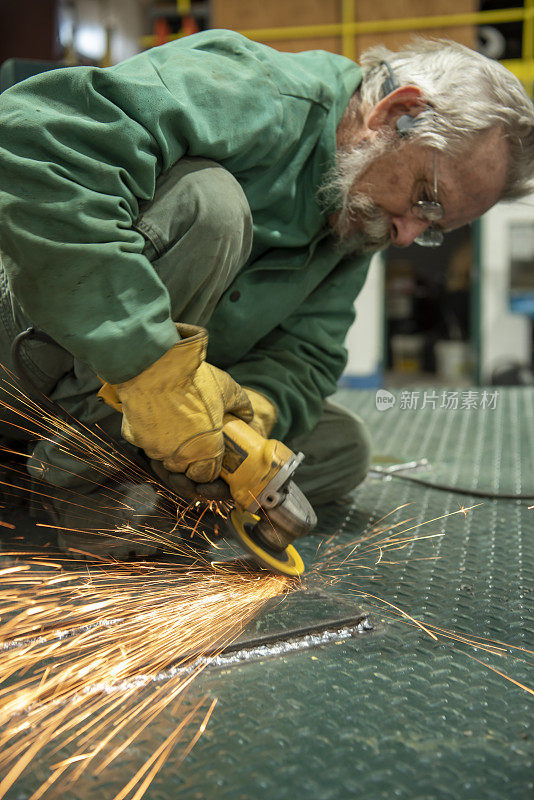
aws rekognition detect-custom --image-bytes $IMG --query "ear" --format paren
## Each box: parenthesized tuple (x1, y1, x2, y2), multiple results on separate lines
(367, 85, 427, 133)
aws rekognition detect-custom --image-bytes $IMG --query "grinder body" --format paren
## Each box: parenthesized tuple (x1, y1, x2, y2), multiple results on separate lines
(220, 415, 316, 575)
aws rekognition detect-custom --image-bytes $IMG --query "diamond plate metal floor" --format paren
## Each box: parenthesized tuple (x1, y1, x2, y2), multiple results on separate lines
(351, 386, 534, 497)
(2, 387, 533, 799)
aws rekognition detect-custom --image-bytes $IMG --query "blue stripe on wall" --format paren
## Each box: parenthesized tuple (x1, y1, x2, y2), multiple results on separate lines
(338, 371, 383, 389)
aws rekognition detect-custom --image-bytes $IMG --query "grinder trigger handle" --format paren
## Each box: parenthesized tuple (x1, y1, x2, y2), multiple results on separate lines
(220, 415, 295, 513)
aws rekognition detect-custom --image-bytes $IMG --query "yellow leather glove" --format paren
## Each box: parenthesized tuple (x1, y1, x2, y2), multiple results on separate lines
(148, 389, 276, 503)
(99, 324, 253, 483)
(244, 387, 277, 439)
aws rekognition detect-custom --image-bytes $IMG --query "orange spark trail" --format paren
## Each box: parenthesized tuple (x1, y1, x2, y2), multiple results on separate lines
(0, 367, 300, 798)
(0, 552, 292, 800)
(308, 506, 534, 701)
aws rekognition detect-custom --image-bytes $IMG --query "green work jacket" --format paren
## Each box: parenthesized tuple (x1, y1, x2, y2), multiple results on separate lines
(0, 30, 370, 440)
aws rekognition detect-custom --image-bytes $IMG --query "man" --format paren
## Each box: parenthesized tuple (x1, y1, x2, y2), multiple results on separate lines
(0, 31, 532, 555)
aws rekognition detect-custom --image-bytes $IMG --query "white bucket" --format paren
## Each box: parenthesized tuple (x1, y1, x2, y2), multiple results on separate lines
(434, 340, 472, 382)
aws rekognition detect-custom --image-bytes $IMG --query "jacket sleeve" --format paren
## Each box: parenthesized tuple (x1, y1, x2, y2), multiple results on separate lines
(0, 33, 284, 383)
(227, 253, 371, 441)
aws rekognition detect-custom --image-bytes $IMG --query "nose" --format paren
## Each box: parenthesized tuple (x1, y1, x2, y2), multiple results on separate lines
(390, 216, 429, 248)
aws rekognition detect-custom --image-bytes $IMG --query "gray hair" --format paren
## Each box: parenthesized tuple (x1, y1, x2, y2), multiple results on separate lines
(359, 38, 534, 199)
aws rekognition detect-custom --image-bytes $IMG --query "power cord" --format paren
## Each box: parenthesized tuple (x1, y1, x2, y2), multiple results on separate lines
(370, 461, 534, 501)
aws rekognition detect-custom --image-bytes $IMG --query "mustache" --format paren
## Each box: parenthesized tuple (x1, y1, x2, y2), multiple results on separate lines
(335, 192, 391, 252)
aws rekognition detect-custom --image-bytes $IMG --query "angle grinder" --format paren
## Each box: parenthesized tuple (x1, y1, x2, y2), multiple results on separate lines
(97, 378, 315, 575)
(220, 415, 316, 577)
(11, 329, 316, 576)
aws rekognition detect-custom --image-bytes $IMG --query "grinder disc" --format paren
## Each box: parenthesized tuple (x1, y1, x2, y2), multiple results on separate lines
(227, 509, 305, 577)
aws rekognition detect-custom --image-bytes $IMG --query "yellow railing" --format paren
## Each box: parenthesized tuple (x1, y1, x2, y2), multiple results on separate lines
(524, 0, 534, 61)
(140, 5, 534, 88)
(237, 8, 530, 45)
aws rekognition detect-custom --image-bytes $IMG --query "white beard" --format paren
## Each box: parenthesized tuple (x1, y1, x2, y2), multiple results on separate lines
(319, 133, 394, 253)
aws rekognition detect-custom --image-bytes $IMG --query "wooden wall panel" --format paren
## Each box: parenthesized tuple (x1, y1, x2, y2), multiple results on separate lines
(212, 0, 477, 56)
(212, 0, 341, 53)
(354, 0, 476, 57)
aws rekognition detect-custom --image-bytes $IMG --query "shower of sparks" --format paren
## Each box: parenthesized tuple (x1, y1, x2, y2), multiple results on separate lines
(0, 366, 294, 798)
(0, 553, 292, 800)
(0, 366, 532, 799)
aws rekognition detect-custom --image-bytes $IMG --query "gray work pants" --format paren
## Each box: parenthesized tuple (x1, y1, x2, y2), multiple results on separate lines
(0, 158, 370, 504)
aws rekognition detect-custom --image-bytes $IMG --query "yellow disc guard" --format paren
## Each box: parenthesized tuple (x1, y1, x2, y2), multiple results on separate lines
(228, 509, 305, 577)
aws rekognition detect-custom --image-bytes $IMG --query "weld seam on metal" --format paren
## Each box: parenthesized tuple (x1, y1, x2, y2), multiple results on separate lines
(86, 618, 373, 693)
